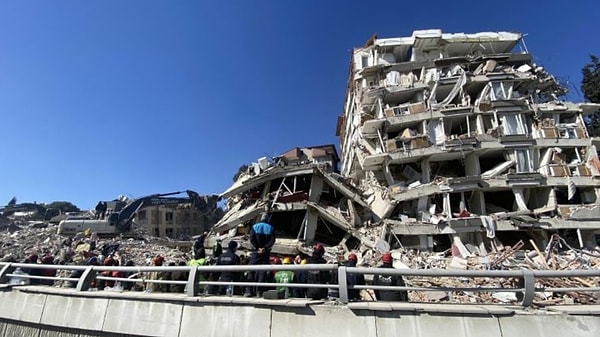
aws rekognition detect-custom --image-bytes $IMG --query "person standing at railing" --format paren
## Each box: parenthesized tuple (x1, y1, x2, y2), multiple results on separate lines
(216, 241, 241, 296)
(244, 213, 275, 297)
(64, 256, 100, 288)
(122, 260, 136, 291)
(274, 257, 294, 298)
(372, 252, 408, 302)
(99, 256, 118, 289)
(22, 254, 42, 285)
(168, 261, 188, 293)
(329, 252, 364, 301)
(145, 255, 168, 293)
(292, 258, 308, 298)
(40, 255, 57, 286)
(345, 253, 364, 301)
(306, 244, 329, 300)
(188, 250, 208, 293)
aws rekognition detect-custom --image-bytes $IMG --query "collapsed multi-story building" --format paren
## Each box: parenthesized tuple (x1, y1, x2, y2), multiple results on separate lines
(212, 145, 378, 252)
(337, 29, 600, 250)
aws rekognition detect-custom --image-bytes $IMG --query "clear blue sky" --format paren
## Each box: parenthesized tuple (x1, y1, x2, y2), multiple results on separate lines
(0, 1, 598, 210)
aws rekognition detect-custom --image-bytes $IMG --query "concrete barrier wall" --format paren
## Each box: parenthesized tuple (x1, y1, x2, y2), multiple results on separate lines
(0, 287, 598, 337)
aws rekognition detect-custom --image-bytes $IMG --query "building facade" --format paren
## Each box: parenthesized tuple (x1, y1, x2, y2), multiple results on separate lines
(337, 30, 600, 249)
(136, 205, 215, 239)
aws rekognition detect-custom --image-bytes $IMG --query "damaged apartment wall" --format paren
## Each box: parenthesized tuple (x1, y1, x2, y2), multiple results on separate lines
(212, 145, 381, 254)
(336, 29, 600, 251)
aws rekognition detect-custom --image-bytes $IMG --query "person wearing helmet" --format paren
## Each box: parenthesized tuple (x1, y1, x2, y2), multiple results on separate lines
(274, 257, 294, 298)
(372, 252, 408, 302)
(244, 212, 276, 297)
(328, 252, 364, 301)
(344, 252, 364, 301)
(305, 244, 329, 300)
(292, 255, 308, 298)
(98, 256, 118, 289)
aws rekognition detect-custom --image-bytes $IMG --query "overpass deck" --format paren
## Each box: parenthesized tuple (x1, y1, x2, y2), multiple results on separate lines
(1, 286, 599, 337)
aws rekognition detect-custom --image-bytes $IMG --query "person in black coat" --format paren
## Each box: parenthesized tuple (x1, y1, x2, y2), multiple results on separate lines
(344, 253, 364, 301)
(328, 252, 364, 301)
(244, 213, 275, 297)
(216, 241, 241, 295)
(305, 244, 330, 300)
(372, 253, 408, 302)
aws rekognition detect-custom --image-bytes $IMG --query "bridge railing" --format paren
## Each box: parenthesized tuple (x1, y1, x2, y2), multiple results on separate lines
(1, 262, 599, 307)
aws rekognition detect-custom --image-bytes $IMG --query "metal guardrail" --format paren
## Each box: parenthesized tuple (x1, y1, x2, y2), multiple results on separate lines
(0, 262, 598, 307)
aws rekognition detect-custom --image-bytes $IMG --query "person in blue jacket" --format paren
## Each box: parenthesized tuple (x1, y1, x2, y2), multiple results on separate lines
(244, 213, 275, 297)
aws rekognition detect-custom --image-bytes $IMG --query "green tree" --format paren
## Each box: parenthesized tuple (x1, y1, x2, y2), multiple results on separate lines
(581, 55, 600, 136)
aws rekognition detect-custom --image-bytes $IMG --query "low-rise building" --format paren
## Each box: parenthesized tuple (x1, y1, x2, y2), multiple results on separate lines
(136, 204, 217, 238)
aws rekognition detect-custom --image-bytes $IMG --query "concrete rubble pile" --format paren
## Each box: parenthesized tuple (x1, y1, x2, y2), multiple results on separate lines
(0, 220, 191, 267)
(375, 235, 600, 305)
(0, 212, 598, 305)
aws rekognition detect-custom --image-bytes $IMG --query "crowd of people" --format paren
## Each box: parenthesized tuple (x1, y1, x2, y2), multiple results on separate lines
(6, 213, 409, 302)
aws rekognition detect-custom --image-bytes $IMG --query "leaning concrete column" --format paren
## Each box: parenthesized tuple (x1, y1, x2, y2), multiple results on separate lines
(302, 175, 324, 242)
(303, 210, 319, 242)
(421, 158, 431, 183)
(464, 153, 480, 176)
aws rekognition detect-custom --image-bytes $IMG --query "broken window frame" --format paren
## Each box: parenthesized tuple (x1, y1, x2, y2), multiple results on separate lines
(444, 115, 471, 138)
(489, 81, 513, 101)
(354, 49, 373, 71)
(165, 211, 174, 223)
(500, 113, 526, 136)
(477, 81, 516, 105)
(513, 149, 534, 173)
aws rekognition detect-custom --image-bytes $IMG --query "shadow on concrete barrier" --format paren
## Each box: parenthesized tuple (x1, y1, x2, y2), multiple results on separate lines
(0, 285, 599, 337)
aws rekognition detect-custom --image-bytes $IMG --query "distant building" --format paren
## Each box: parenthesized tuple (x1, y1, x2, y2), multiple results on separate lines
(136, 205, 218, 239)
(278, 144, 340, 172)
